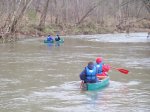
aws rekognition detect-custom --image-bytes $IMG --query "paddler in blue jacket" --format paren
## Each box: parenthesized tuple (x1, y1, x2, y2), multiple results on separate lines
(95, 57, 110, 79)
(80, 62, 98, 83)
(47, 35, 53, 42)
(95, 57, 104, 74)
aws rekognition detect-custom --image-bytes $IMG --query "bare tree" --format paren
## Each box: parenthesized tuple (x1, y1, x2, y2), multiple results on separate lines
(0, 0, 149, 42)
(0, 0, 33, 42)
(76, 0, 105, 26)
(38, 0, 50, 31)
(142, 0, 150, 13)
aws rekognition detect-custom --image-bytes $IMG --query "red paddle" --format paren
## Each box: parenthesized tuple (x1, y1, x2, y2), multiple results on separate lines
(110, 66, 129, 74)
(115, 68, 129, 74)
(104, 64, 129, 74)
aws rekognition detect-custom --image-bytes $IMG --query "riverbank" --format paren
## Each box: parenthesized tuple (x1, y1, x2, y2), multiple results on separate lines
(5, 23, 150, 37)
(0, 18, 150, 43)
(16, 18, 150, 36)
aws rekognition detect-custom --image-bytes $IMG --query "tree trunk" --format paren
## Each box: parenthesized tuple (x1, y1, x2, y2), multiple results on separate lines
(76, 5, 97, 25)
(38, 0, 50, 31)
(35, 0, 41, 15)
(74, 0, 80, 23)
(54, 0, 59, 25)
(76, 0, 104, 26)
(9, 0, 33, 33)
(0, 0, 33, 42)
(142, 0, 150, 14)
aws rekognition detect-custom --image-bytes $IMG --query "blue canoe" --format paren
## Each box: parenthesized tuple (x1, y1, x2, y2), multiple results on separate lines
(82, 76, 110, 91)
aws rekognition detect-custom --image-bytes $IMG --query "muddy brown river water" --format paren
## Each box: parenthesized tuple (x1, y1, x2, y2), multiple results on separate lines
(0, 33, 150, 112)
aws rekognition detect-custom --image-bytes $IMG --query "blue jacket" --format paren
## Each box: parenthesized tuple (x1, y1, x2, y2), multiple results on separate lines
(95, 62, 103, 74)
(47, 36, 53, 41)
(80, 66, 97, 83)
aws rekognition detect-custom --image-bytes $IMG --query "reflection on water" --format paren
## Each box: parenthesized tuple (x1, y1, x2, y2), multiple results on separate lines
(0, 33, 150, 112)
(46, 42, 62, 48)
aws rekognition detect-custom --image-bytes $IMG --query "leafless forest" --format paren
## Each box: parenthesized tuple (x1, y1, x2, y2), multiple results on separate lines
(0, 0, 150, 41)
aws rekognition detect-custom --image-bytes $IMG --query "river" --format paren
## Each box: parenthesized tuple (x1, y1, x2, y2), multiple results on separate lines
(0, 32, 150, 112)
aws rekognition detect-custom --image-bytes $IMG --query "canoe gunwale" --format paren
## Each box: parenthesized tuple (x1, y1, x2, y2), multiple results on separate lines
(83, 76, 110, 91)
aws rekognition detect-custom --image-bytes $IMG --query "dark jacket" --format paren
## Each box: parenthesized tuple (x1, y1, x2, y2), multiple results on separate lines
(55, 35, 60, 41)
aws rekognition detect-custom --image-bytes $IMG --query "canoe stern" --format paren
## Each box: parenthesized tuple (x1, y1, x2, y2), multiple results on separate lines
(86, 77, 110, 91)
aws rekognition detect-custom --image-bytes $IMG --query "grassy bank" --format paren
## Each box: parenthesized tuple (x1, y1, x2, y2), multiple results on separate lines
(0, 17, 149, 43)
(16, 18, 150, 37)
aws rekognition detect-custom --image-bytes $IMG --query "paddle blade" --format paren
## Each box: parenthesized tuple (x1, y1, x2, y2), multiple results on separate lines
(116, 68, 129, 74)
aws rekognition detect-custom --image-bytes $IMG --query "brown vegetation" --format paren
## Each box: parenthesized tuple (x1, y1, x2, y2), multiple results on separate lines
(0, 0, 150, 42)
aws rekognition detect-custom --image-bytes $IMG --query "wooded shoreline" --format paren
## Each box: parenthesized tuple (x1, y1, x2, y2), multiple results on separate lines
(0, 0, 149, 42)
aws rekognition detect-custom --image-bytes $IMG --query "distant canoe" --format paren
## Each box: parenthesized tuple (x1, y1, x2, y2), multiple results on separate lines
(44, 38, 64, 43)
(55, 38, 64, 43)
(44, 40, 54, 43)
(82, 76, 110, 91)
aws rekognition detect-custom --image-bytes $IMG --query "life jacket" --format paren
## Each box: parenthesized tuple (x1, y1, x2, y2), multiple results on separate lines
(55, 36, 60, 41)
(47, 36, 53, 41)
(85, 66, 97, 82)
(95, 62, 103, 74)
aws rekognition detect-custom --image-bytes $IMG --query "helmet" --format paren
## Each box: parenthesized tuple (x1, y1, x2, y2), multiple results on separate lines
(96, 57, 102, 64)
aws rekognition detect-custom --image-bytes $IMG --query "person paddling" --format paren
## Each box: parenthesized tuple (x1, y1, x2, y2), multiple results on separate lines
(95, 57, 110, 79)
(47, 35, 53, 42)
(55, 34, 61, 41)
(95, 57, 103, 74)
(80, 62, 98, 83)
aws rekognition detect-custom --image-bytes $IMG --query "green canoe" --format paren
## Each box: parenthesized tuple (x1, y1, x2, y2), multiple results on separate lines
(44, 40, 54, 43)
(44, 38, 64, 43)
(55, 38, 64, 43)
(82, 77, 110, 91)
